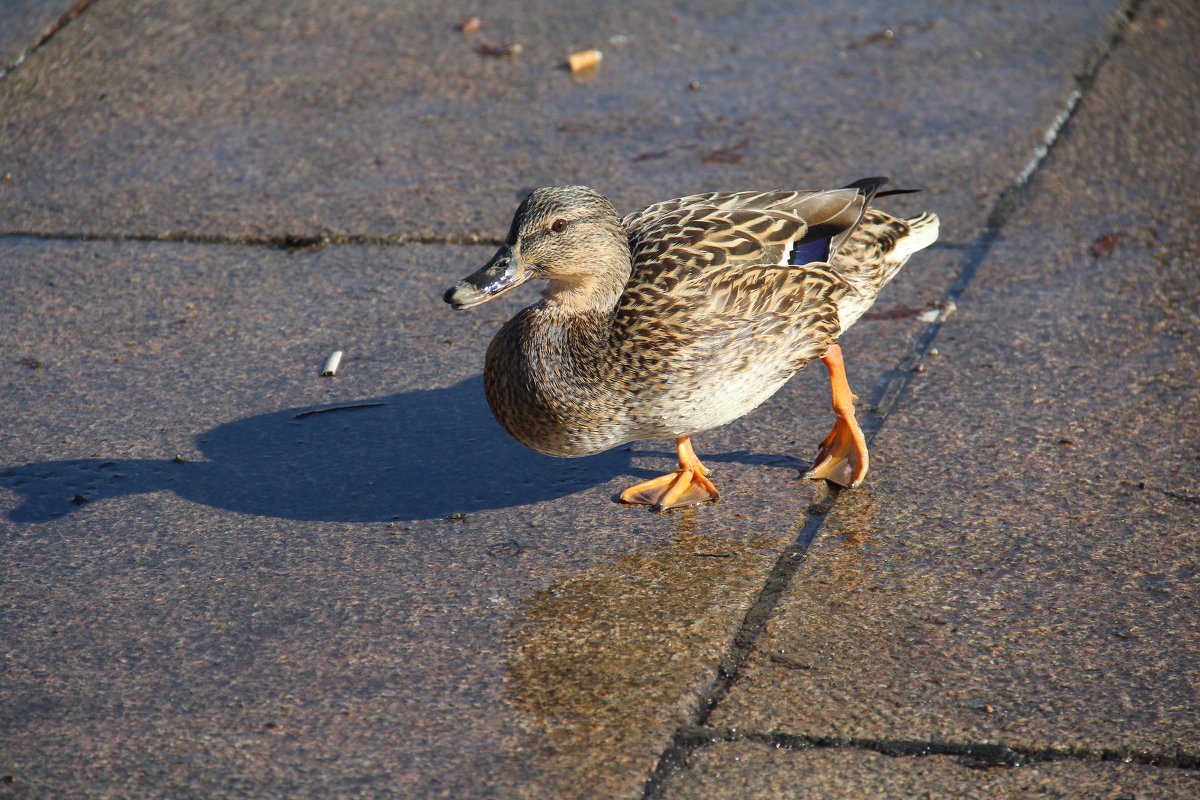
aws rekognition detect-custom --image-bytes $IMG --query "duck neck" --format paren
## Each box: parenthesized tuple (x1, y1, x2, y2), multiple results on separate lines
(530, 267, 626, 381)
(539, 245, 631, 316)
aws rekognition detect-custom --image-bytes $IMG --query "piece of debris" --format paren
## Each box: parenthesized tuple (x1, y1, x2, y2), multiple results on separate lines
(567, 48, 602, 78)
(475, 41, 522, 58)
(863, 305, 927, 321)
(1090, 232, 1119, 258)
(293, 402, 386, 419)
(700, 138, 749, 164)
(632, 149, 671, 162)
(458, 16, 482, 34)
(769, 653, 815, 670)
(847, 29, 897, 50)
(916, 299, 957, 323)
(15, 356, 43, 369)
(321, 350, 343, 377)
(446, 512, 469, 521)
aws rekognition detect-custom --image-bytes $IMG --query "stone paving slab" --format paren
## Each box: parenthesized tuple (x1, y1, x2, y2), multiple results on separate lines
(696, 0, 1199, 782)
(661, 741, 1200, 800)
(0, 0, 1117, 242)
(0, 238, 748, 800)
(0, 228, 938, 799)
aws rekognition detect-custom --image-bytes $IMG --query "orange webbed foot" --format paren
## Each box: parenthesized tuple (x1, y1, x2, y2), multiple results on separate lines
(620, 467, 719, 509)
(804, 343, 870, 489)
(620, 436, 720, 509)
(805, 413, 869, 488)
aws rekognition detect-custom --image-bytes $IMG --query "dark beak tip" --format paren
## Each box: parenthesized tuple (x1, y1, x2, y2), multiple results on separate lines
(444, 247, 526, 310)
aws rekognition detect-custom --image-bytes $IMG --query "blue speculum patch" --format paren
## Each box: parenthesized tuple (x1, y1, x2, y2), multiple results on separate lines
(788, 236, 831, 266)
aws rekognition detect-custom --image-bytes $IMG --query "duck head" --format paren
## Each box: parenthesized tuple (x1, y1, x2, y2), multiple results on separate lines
(444, 186, 631, 310)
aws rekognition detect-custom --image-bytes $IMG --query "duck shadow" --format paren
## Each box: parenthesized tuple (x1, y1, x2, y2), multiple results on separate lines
(1, 376, 655, 526)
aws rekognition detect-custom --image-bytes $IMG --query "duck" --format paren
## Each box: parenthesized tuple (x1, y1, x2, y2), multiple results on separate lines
(444, 178, 939, 509)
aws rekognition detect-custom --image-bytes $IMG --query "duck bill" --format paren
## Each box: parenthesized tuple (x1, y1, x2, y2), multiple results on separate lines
(443, 245, 535, 309)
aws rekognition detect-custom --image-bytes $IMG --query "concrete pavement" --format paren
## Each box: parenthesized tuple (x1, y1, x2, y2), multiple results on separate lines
(1, 1, 1196, 798)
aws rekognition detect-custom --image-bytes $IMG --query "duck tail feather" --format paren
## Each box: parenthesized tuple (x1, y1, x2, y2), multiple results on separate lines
(841, 176, 890, 203)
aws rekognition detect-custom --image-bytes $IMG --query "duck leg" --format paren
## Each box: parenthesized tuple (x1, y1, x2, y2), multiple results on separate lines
(805, 343, 869, 488)
(620, 436, 720, 509)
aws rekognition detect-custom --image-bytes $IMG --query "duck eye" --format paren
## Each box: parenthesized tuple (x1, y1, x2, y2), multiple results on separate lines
(550, 218, 567, 233)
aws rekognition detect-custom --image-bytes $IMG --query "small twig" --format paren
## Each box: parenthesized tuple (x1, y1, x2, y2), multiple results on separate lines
(293, 402, 386, 419)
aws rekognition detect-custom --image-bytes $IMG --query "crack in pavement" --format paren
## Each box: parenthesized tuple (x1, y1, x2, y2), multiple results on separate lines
(0, 0, 93, 80)
(639, 0, 1151, 796)
(0, 231, 505, 250)
(670, 726, 1200, 771)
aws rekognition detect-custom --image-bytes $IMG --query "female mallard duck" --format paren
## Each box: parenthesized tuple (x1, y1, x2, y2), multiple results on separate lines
(445, 178, 938, 509)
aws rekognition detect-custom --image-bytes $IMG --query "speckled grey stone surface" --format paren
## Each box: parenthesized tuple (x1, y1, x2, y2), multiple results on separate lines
(703, 0, 1199, 773)
(0, 231, 948, 799)
(0, 0, 1116, 243)
(0, 239, 795, 799)
(4, 0, 1197, 798)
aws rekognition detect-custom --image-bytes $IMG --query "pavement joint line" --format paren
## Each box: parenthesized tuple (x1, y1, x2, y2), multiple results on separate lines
(671, 726, 1200, 771)
(639, 2, 1148, 797)
(862, 0, 1145, 438)
(0, 0, 93, 80)
(0, 231, 505, 250)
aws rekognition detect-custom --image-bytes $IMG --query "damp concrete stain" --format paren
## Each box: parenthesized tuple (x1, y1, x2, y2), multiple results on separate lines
(502, 525, 784, 799)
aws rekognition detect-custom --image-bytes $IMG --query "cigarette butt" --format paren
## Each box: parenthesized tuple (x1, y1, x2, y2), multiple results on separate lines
(321, 350, 343, 377)
(567, 49, 602, 76)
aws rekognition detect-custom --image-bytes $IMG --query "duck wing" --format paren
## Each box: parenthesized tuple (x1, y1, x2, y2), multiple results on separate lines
(622, 180, 886, 282)
(611, 196, 862, 379)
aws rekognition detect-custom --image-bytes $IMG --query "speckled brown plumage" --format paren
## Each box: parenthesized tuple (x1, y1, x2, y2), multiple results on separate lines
(445, 179, 939, 507)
